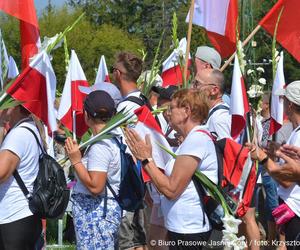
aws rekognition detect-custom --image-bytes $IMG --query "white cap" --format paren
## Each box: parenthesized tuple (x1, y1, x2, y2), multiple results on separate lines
(79, 82, 122, 107)
(195, 46, 221, 69)
(275, 81, 300, 106)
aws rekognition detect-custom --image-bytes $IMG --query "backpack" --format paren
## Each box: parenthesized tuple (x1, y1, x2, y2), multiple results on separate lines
(106, 137, 145, 212)
(194, 130, 257, 224)
(13, 126, 70, 219)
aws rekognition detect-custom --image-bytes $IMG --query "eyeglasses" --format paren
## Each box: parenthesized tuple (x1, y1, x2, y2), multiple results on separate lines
(191, 79, 216, 89)
(167, 104, 177, 114)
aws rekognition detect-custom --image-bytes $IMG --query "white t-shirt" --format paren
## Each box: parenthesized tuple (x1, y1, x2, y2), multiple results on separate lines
(0, 120, 41, 224)
(278, 125, 300, 217)
(117, 91, 172, 204)
(206, 103, 231, 140)
(161, 125, 218, 234)
(73, 136, 121, 197)
(117, 90, 141, 114)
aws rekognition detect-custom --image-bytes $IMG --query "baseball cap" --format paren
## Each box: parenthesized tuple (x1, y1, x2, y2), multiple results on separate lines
(275, 81, 300, 106)
(84, 90, 116, 119)
(151, 85, 178, 100)
(195, 46, 221, 69)
(79, 82, 122, 107)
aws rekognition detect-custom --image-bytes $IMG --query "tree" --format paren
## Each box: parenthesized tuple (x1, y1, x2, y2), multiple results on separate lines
(0, 7, 145, 92)
(66, 0, 207, 68)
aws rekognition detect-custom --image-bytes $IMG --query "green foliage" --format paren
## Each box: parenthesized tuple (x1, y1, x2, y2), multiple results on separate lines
(38, 7, 144, 91)
(0, 7, 144, 92)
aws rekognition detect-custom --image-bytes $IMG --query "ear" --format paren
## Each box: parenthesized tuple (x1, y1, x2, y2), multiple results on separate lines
(184, 105, 192, 118)
(210, 85, 220, 96)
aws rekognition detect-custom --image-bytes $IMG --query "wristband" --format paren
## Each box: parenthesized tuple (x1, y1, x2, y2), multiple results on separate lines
(259, 156, 269, 165)
(72, 161, 82, 167)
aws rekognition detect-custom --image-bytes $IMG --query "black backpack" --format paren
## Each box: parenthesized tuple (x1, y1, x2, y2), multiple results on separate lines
(13, 126, 70, 219)
(105, 137, 145, 212)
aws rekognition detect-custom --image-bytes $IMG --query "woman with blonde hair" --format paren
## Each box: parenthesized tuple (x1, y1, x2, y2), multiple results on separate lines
(125, 89, 218, 250)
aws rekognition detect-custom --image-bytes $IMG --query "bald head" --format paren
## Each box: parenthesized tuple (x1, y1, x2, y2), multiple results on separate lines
(194, 68, 225, 94)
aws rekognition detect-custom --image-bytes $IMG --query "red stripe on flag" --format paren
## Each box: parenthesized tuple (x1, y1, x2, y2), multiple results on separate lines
(134, 105, 163, 135)
(231, 115, 246, 140)
(20, 21, 40, 69)
(71, 80, 89, 111)
(269, 117, 282, 136)
(199, 0, 238, 58)
(259, 0, 300, 62)
(162, 60, 191, 87)
(60, 108, 88, 138)
(7, 68, 50, 128)
(104, 75, 111, 83)
(0, 0, 38, 27)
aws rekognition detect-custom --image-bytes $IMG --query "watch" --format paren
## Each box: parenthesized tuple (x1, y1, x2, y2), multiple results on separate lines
(141, 158, 153, 167)
(259, 155, 269, 165)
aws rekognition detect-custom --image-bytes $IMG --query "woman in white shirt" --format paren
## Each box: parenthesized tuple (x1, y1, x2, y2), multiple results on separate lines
(125, 89, 218, 249)
(65, 90, 122, 250)
(0, 106, 42, 249)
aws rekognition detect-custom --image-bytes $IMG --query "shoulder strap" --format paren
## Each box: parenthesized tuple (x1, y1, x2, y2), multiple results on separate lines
(126, 95, 146, 107)
(19, 126, 45, 154)
(207, 104, 230, 121)
(196, 129, 223, 186)
(13, 171, 31, 198)
(196, 129, 216, 141)
(106, 136, 123, 200)
(13, 126, 44, 199)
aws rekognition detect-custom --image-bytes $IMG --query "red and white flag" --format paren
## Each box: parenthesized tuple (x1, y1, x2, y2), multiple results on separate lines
(230, 55, 250, 139)
(95, 55, 111, 83)
(57, 50, 89, 137)
(269, 52, 285, 136)
(259, 0, 300, 62)
(134, 105, 172, 182)
(0, 31, 9, 88)
(0, 0, 41, 69)
(186, 0, 238, 58)
(7, 56, 19, 79)
(6, 51, 57, 132)
(161, 38, 191, 87)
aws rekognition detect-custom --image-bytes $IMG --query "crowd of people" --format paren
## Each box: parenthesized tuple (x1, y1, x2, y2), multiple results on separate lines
(0, 47, 300, 250)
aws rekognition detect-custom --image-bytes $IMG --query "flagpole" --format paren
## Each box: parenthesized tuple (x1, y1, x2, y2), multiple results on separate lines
(220, 25, 262, 72)
(183, 0, 195, 88)
(72, 110, 76, 140)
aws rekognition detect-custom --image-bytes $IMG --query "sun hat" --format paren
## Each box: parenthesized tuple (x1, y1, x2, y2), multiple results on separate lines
(275, 80, 300, 106)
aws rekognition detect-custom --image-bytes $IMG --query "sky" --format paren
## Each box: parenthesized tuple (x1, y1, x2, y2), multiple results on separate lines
(34, 0, 66, 15)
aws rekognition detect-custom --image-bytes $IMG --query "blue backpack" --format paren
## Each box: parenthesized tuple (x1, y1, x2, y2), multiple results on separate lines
(105, 137, 145, 212)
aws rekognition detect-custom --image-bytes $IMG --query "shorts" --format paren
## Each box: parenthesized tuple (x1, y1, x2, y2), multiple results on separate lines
(118, 209, 147, 249)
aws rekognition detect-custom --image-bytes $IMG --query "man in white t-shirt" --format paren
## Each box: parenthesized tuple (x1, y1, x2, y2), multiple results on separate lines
(113, 52, 171, 250)
(193, 68, 261, 249)
(192, 68, 231, 140)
